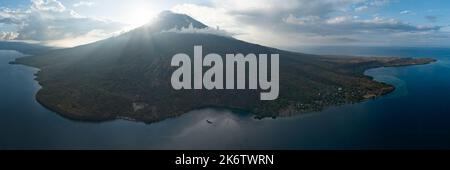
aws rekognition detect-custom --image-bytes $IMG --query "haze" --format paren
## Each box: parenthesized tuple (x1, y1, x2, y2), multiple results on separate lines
(1, 0, 450, 48)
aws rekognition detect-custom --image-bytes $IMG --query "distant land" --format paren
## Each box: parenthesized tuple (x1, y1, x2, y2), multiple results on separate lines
(12, 11, 436, 123)
(0, 41, 53, 55)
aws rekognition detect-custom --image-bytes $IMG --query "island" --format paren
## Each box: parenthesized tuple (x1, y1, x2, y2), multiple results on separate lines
(12, 11, 436, 123)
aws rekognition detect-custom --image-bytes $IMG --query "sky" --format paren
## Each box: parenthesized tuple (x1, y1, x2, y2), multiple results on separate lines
(0, 0, 450, 48)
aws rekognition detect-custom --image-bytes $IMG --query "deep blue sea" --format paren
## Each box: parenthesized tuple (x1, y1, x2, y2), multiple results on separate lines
(1, 46, 449, 149)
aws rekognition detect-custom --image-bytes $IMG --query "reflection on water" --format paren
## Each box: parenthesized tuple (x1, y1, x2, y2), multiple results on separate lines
(159, 109, 250, 149)
(1, 47, 450, 149)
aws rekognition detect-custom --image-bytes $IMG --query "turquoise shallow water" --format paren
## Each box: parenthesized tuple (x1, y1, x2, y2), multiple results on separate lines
(0, 47, 450, 149)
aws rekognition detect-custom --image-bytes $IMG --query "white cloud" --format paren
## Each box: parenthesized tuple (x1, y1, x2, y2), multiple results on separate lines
(355, 6, 368, 12)
(284, 14, 320, 25)
(369, 0, 389, 6)
(171, 3, 245, 36)
(0, 32, 19, 40)
(1, 0, 446, 47)
(162, 23, 232, 37)
(326, 16, 351, 24)
(172, 0, 444, 47)
(0, 8, 27, 25)
(31, 0, 66, 12)
(0, 0, 123, 46)
(400, 10, 412, 15)
(73, 1, 95, 8)
(354, 0, 389, 12)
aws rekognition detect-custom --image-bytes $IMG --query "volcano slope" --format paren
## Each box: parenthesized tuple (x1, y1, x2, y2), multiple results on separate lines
(14, 11, 435, 123)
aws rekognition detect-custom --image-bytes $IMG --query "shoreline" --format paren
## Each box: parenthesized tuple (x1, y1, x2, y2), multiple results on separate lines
(15, 56, 436, 124)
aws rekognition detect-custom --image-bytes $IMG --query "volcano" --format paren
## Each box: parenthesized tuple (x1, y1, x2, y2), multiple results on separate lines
(15, 11, 435, 123)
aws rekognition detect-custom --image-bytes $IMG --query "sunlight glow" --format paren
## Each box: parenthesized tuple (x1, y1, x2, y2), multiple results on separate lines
(125, 6, 157, 29)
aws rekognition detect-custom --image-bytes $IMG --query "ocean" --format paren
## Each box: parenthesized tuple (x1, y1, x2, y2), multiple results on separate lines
(0, 46, 449, 149)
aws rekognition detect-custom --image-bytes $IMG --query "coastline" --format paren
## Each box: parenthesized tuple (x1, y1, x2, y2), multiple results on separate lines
(14, 55, 436, 124)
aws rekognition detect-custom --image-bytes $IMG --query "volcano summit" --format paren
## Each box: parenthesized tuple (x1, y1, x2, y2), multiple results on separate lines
(14, 11, 435, 123)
